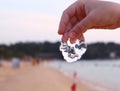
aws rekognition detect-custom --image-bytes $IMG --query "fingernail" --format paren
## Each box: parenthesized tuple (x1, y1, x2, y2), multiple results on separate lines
(78, 34, 85, 41)
(58, 30, 63, 35)
(61, 34, 68, 43)
(70, 39, 76, 44)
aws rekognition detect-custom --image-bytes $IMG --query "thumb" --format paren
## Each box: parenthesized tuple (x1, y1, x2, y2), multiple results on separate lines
(78, 34, 85, 41)
(69, 13, 94, 39)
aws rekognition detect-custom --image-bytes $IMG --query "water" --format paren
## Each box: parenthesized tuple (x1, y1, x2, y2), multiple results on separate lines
(59, 40, 87, 63)
(47, 60, 120, 91)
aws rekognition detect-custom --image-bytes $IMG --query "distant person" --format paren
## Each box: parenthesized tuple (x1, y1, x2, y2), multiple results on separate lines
(58, 0, 120, 43)
(12, 58, 20, 68)
(32, 58, 37, 66)
(71, 72, 77, 91)
(71, 82, 76, 91)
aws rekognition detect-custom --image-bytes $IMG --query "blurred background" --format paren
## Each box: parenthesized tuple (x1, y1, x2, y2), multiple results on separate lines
(0, 0, 120, 59)
(0, 0, 120, 91)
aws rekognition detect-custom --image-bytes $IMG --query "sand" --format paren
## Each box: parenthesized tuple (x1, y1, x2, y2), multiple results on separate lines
(0, 61, 31, 83)
(0, 61, 96, 91)
(0, 61, 114, 91)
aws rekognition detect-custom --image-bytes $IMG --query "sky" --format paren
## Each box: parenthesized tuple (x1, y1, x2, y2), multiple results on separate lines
(0, 0, 120, 44)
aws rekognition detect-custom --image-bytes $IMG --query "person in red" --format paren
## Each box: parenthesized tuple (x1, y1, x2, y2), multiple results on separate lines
(71, 72, 77, 91)
(71, 82, 76, 91)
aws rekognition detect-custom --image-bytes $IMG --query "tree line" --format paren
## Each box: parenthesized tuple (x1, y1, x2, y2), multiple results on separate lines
(0, 41, 120, 60)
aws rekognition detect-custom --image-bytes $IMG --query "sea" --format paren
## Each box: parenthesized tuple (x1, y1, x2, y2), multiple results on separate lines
(46, 59, 120, 91)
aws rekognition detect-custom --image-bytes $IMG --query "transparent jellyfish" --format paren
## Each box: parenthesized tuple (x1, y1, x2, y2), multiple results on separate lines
(60, 40, 87, 63)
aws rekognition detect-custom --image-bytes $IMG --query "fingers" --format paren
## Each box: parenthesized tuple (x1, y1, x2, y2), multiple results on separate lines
(70, 34, 84, 43)
(70, 37, 77, 44)
(69, 12, 95, 40)
(58, 12, 70, 34)
(61, 33, 69, 43)
(58, 2, 77, 35)
(78, 34, 85, 41)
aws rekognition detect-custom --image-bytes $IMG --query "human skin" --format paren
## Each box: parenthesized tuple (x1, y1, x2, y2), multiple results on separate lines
(58, 0, 120, 43)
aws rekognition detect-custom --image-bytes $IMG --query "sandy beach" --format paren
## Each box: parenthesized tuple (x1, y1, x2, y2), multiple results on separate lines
(0, 61, 96, 91)
(0, 61, 31, 83)
(1, 60, 117, 91)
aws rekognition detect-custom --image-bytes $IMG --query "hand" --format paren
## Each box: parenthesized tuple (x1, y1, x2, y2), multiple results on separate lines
(58, 0, 120, 43)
